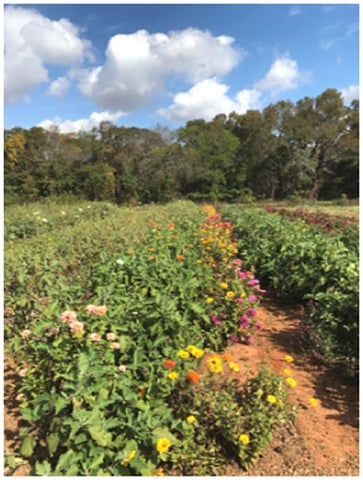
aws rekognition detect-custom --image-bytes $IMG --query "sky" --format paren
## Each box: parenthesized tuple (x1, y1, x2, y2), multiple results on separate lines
(3, 2, 360, 133)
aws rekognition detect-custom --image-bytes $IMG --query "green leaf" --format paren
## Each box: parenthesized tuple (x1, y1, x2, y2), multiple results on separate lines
(35, 460, 52, 476)
(55, 396, 69, 414)
(47, 433, 60, 456)
(20, 435, 36, 458)
(89, 425, 113, 447)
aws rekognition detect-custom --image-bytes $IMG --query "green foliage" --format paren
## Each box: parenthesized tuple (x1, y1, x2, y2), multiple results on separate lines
(5, 200, 295, 475)
(4, 89, 359, 206)
(221, 205, 359, 376)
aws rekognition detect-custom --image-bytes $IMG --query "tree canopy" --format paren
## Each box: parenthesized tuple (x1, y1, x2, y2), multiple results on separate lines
(4, 88, 359, 204)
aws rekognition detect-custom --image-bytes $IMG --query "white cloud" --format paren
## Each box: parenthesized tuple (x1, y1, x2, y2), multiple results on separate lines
(78, 28, 243, 112)
(289, 6, 302, 16)
(37, 110, 126, 134)
(4, 6, 92, 103)
(47, 76, 70, 96)
(157, 78, 261, 122)
(255, 56, 311, 95)
(340, 85, 359, 104)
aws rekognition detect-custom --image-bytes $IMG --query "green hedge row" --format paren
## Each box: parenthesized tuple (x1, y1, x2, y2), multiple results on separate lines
(221, 206, 359, 377)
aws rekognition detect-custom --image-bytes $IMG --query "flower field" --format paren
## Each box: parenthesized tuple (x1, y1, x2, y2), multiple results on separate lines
(4, 201, 293, 475)
(4, 200, 356, 475)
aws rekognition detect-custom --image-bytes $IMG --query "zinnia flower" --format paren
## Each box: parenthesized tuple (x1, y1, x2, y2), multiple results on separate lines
(111, 342, 121, 350)
(228, 361, 240, 372)
(211, 315, 222, 325)
(21, 329, 31, 338)
(186, 415, 196, 423)
(156, 438, 171, 454)
(206, 297, 214, 304)
(207, 355, 223, 373)
(286, 377, 297, 388)
(267, 394, 277, 404)
(69, 321, 84, 333)
(187, 370, 201, 383)
(85, 305, 108, 316)
(120, 450, 136, 465)
(285, 354, 294, 363)
(163, 359, 177, 369)
(153, 467, 165, 476)
(248, 295, 258, 302)
(309, 397, 319, 407)
(60, 310, 78, 323)
(226, 291, 235, 299)
(239, 434, 250, 445)
(283, 368, 292, 376)
(118, 365, 127, 372)
(187, 345, 204, 358)
(90, 333, 101, 342)
(106, 332, 116, 341)
(177, 350, 190, 359)
(167, 371, 179, 381)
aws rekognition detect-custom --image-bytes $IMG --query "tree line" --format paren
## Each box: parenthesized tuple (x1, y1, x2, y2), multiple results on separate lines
(4, 88, 359, 205)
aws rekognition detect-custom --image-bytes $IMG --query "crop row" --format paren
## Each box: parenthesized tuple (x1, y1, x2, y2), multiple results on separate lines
(221, 205, 359, 377)
(5, 201, 296, 476)
(263, 206, 359, 253)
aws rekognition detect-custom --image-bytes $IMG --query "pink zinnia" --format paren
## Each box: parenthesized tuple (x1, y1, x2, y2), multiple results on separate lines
(90, 333, 101, 342)
(21, 329, 31, 338)
(211, 315, 222, 325)
(247, 308, 257, 317)
(106, 332, 116, 341)
(61, 310, 78, 323)
(246, 335, 254, 344)
(254, 322, 262, 330)
(235, 297, 244, 304)
(85, 305, 108, 316)
(118, 365, 127, 372)
(238, 272, 247, 279)
(111, 342, 121, 350)
(247, 279, 259, 287)
(69, 321, 84, 333)
(248, 295, 258, 302)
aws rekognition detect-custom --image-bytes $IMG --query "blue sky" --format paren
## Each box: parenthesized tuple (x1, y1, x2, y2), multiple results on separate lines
(4, 3, 359, 133)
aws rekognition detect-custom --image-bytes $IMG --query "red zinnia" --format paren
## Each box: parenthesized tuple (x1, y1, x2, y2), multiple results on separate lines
(187, 370, 201, 383)
(163, 359, 176, 369)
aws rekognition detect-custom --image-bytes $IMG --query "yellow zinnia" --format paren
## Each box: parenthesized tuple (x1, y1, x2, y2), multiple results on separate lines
(285, 354, 294, 363)
(309, 397, 319, 407)
(286, 377, 297, 388)
(167, 371, 179, 381)
(156, 438, 171, 454)
(187, 345, 205, 358)
(226, 291, 235, 299)
(239, 434, 250, 445)
(283, 368, 292, 376)
(207, 355, 223, 373)
(186, 415, 196, 423)
(228, 361, 240, 372)
(177, 350, 190, 359)
(267, 394, 277, 404)
(206, 297, 214, 304)
(120, 450, 136, 465)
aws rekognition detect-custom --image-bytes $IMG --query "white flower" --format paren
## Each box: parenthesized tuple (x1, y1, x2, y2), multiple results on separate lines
(116, 259, 125, 265)
(42, 218, 48, 223)
(118, 365, 127, 372)
(61, 211, 66, 215)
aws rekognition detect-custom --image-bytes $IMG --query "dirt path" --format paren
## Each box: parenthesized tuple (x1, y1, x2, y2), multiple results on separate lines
(225, 293, 359, 476)
(4, 294, 359, 476)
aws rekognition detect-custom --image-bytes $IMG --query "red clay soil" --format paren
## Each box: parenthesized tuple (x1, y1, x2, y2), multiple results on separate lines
(224, 293, 359, 476)
(4, 293, 359, 476)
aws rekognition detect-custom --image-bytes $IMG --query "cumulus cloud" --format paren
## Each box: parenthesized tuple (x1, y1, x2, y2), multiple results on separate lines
(47, 76, 70, 96)
(340, 85, 359, 104)
(4, 6, 92, 103)
(37, 110, 126, 134)
(255, 56, 311, 95)
(158, 78, 261, 122)
(78, 28, 243, 111)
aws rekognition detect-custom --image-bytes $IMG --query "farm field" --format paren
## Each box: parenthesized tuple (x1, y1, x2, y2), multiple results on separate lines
(4, 200, 359, 476)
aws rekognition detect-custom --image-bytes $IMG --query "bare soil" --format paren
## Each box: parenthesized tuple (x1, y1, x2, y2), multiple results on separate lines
(4, 293, 359, 476)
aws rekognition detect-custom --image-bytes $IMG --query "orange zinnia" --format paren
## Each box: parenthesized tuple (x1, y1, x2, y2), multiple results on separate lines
(176, 255, 185, 261)
(187, 370, 201, 383)
(163, 359, 176, 369)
